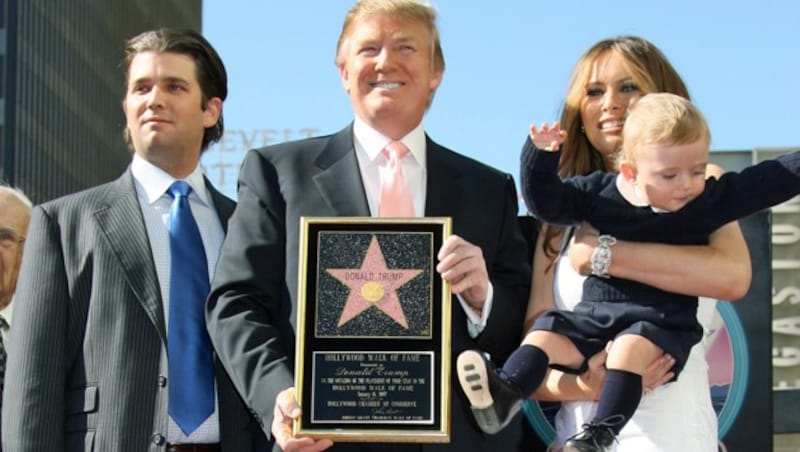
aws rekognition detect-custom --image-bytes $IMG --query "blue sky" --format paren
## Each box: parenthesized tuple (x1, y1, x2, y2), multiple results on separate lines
(201, 1, 799, 198)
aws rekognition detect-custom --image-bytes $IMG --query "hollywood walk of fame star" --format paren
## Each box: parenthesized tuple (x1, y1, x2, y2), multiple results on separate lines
(326, 236, 423, 329)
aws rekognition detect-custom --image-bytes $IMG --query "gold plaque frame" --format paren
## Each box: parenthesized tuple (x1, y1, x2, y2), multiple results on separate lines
(294, 217, 452, 443)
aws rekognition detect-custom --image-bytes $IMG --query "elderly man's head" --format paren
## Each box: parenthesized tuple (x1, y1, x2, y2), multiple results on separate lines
(0, 186, 32, 309)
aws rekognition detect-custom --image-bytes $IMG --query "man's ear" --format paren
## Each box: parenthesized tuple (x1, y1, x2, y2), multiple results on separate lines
(619, 160, 637, 183)
(202, 97, 222, 128)
(429, 68, 443, 92)
(338, 64, 350, 93)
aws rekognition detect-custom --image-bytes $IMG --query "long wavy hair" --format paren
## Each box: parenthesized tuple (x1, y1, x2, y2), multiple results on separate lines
(541, 36, 691, 263)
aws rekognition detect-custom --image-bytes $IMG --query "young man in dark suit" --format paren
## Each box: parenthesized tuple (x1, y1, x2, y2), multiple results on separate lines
(2, 29, 266, 451)
(206, 1, 532, 451)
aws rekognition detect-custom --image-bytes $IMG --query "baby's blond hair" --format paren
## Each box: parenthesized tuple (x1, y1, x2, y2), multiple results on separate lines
(618, 93, 710, 168)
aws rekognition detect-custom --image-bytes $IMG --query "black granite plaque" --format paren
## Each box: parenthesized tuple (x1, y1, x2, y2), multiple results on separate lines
(294, 217, 452, 443)
(316, 231, 432, 338)
(311, 351, 433, 424)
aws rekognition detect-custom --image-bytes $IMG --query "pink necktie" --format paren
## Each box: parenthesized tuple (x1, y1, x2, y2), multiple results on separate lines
(379, 141, 415, 217)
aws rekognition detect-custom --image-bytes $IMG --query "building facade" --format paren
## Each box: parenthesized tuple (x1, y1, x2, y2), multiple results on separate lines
(0, 0, 201, 203)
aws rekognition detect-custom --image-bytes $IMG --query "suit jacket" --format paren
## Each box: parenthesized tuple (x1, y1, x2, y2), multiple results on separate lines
(1, 171, 267, 452)
(207, 125, 532, 451)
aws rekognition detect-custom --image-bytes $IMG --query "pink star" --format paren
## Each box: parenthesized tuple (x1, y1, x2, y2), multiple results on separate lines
(326, 236, 423, 329)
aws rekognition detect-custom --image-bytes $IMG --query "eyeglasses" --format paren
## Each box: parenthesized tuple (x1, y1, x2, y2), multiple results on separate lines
(0, 229, 25, 249)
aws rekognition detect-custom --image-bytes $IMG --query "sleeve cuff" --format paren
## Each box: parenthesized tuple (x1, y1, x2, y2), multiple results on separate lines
(458, 282, 494, 338)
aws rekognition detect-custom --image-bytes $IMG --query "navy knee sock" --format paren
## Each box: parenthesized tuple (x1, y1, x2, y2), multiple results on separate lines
(592, 369, 643, 434)
(499, 344, 550, 396)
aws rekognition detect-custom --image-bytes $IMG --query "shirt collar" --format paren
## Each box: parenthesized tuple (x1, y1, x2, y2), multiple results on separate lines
(130, 153, 211, 207)
(353, 117, 427, 168)
(615, 173, 667, 213)
(0, 299, 13, 327)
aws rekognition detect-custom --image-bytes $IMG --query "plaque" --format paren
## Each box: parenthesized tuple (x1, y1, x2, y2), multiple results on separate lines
(294, 217, 452, 443)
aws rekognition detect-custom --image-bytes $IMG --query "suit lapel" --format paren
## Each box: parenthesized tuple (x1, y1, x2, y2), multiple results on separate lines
(94, 171, 167, 341)
(312, 125, 371, 216)
(310, 128, 463, 218)
(205, 177, 235, 232)
(424, 137, 464, 219)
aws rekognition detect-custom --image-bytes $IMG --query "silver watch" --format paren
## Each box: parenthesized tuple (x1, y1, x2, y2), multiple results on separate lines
(590, 234, 617, 278)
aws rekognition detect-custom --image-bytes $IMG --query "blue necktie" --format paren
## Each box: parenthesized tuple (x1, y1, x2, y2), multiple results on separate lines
(167, 181, 214, 435)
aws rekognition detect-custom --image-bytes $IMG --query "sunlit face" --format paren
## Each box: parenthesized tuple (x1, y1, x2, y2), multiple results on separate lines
(0, 192, 30, 310)
(123, 51, 221, 178)
(338, 13, 443, 139)
(580, 51, 645, 166)
(625, 139, 709, 212)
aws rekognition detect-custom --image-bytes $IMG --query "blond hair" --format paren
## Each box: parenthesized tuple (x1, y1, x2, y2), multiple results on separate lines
(619, 93, 710, 167)
(335, 0, 444, 73)
(334, 0, 445, 108)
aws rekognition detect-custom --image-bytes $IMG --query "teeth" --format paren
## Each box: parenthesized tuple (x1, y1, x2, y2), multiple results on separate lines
(600, 120, 624, 130)
(373, 82, 401, 89)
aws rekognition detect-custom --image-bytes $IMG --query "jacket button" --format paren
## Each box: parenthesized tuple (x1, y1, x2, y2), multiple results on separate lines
(158, 375, 167, 387)
(151, 433, 165, 445)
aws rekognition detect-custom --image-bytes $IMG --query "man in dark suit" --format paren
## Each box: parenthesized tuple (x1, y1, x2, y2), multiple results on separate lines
(2, 29, 266, 451)
(206, 1, 531, 451)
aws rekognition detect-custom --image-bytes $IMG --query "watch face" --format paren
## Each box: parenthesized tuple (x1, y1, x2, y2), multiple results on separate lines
(591, 241, 613, 277)
(597, 235, 617, 246)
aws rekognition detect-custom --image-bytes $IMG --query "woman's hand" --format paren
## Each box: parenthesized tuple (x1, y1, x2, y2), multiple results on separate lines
(577, 341, 676, 399)
(569, 223, 599, 276)
(642, 353, 676, 393)
(576, 346, 608, 400)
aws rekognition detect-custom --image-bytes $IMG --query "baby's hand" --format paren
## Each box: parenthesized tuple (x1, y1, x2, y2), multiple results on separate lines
(529, 122, 565, 152)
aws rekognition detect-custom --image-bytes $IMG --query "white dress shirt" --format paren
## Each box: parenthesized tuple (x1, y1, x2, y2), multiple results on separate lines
(131, 154, 223, 443)
(352, 118, 494, 336)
